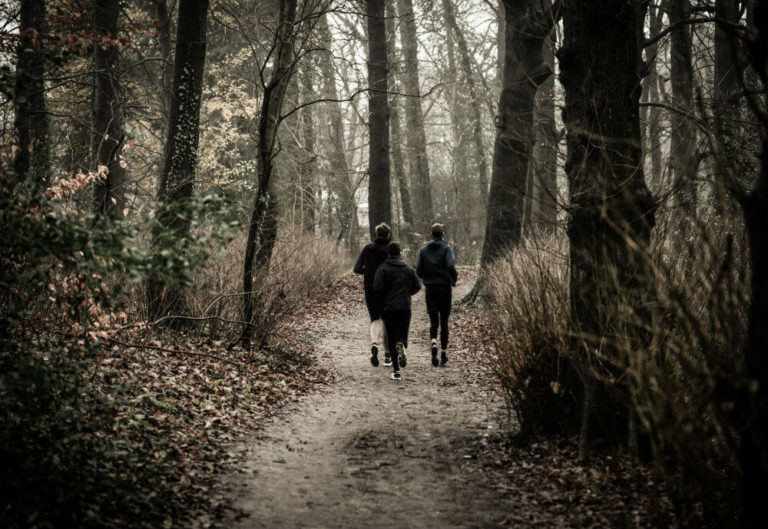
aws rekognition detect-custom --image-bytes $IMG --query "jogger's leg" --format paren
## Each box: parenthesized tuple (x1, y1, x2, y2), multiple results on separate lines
(439, 309, 450, 350)
(428, 311, 439, 342)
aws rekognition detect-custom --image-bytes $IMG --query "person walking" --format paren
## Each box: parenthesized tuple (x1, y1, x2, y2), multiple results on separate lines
(416, 223, 457, 367)
(354, 223, 392, 367)
(373, 242, 421, 381)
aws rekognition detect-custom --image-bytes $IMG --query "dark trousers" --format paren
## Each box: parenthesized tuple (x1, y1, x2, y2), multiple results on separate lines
(426, 285, 452, 350)
(364, 285, 381, 321)
(382, 309, 411, 371)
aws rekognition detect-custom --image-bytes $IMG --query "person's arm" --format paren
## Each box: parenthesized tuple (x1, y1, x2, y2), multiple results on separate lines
(409, 268, 422, 295)
(415, 248, 424, 279)
(373, 266, 384, 293)
(353, 247, 365, 275)
(447, 246, 458, 286)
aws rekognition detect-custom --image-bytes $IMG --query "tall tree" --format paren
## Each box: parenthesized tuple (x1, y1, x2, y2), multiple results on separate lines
(397, 0, 432, 234)
(479, 0, 560, 266)
(147, 0, 210, 320)
(366, 0, 392, 237)
(154, 0, 174, 129)
(241, 0, 298, 347)
(299, 60, 316, 234)
(559, 0, 656, 445)
(92, 0, 127, 217)
(531, 30, 558, 231)
(668, 0, 698, 214)
(442, 0, 489, 207)
(13, 0, 50, 183)
(640, 5, 665, 190)
(317, 13, 358, 248)
(739, 3, 768, 525)
(386, 0, 414, 239)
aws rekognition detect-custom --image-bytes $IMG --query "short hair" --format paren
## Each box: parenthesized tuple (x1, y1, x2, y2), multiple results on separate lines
(387, 241, 401, 257)
(431, 223, 445, 238)
(375, 223, 391, 238)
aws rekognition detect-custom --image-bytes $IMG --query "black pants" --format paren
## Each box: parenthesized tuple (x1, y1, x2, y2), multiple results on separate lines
(382, 309, 411, 371)
(426, 285, 452, 350)
(364, 285, 381, 321)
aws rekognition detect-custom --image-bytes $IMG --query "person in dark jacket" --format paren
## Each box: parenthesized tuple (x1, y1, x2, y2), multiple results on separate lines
(354, 223, 391, 367)
(416, 223, 458, 367)
(373, 241, 421, 380)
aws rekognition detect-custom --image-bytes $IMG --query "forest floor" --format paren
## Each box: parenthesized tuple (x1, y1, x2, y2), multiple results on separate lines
(213, 272, 677, 529)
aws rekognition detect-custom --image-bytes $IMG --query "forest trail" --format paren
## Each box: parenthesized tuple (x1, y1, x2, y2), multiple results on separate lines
(225, 283, 516, 528)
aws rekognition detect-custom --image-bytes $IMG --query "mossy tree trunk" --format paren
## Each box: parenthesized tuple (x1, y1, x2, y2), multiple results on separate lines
(147, 0, 209, 321)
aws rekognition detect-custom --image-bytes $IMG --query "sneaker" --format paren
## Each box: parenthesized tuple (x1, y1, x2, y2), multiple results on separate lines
(431, 342, 439, 367)
(440, 350, 448, 367)
(370, 344, 379, 367)
(396, 342, 407, 368)
(383, 352, 392, 367)
(391, 370, 402, 381)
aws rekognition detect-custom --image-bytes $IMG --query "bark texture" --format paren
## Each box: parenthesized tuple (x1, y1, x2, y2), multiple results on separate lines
(92, 0, 127, 218)
(559, 0, 656, 445)
(532, 31, 558, 231)
(14, 0, 50, 183)
(148, 0, 210, 320)
(366, 0, 392, 238)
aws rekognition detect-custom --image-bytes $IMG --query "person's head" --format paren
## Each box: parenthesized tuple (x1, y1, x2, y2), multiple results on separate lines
(375, 223, 391, 239)
(387, 241, 401, 257)
(431, 223, 445, 239)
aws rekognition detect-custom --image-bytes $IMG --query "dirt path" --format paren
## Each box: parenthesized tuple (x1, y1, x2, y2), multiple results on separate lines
(226, 284, 516, 528)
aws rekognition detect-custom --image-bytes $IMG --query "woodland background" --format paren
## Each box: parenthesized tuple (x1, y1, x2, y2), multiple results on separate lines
(1, 0, 767, 528)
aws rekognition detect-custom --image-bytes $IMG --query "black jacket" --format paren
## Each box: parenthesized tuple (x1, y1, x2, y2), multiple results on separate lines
(373, 257, 421, 312)
(354, 237, 389, 288)
(416, 238, 458, 287)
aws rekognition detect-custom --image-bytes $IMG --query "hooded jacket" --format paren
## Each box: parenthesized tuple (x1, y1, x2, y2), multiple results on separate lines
(353, 237, 389, 288)
(373, 257, 421, 312)
(416, 238, 458, 287)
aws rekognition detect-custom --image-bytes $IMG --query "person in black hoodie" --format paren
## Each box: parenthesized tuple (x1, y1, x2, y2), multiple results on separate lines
(373, 241, 421, 380)
(354, 223, 391, 366)
(416, 223, 458, 367)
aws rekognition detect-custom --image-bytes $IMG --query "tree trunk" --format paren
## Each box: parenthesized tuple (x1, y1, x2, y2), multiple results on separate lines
(386, 0, 414, 235)
(147, 0, 210, 321)
(241, 0, 298, 348)
(92, 0, 127, 218)
(300, 60, 316, 234)
(479, 0, 559, 267)
(366, 0, 392, 238)
(154, 0, 174, 130)
(317, 13, 357, 249)
(740, 4, 768, 525)
(442, 0, 489, 207)
(397, 0, 432, 235)
(532, 31, 558, 231)
(14, 0, 50, 184)
(668, 0, 698, 215)
(559, 0, 656, 446)
(640, 4, 664, 190)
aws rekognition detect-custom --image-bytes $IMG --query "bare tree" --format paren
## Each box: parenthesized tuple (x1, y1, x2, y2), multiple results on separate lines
(397, 0, 432, 234)
(366, 0, 392, 237)
(14, 0, 50, 183)
(241, 0, 299, 348)
(92, 0, 127, 218)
